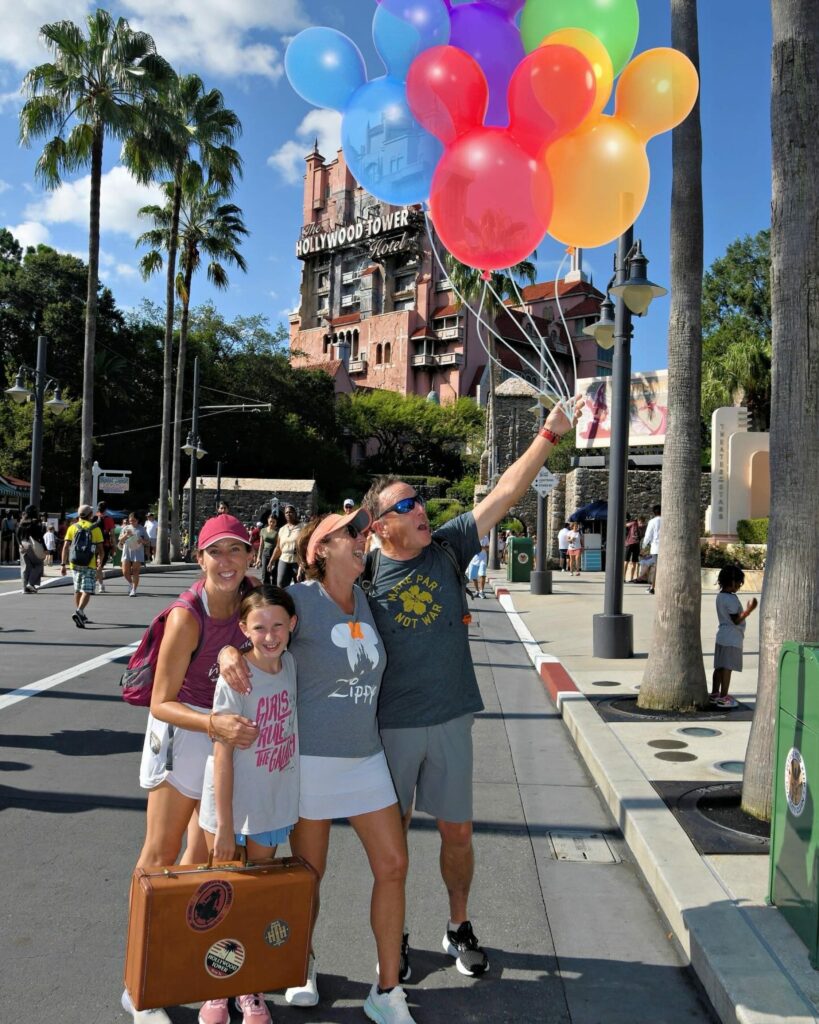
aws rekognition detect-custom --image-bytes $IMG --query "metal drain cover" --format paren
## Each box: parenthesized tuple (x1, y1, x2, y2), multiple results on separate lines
(548, 831, 620, 863)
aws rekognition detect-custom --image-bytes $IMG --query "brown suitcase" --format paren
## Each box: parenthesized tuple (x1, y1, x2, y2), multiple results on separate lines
(124, 855, 317, 1011)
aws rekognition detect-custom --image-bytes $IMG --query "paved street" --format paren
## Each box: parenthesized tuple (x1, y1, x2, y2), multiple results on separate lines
(0, 569, 716, 1023)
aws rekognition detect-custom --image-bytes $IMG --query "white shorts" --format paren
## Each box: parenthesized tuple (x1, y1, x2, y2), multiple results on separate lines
(298, 750, 397, 820)
(139, 706, 212, 799)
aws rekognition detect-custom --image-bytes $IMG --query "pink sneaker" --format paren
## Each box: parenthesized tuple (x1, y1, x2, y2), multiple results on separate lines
(234, 994, 272, 1023)
(198, 999, 229, 1024)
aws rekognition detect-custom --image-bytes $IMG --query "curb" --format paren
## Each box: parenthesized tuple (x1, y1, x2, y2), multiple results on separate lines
(491, 581, 818, 1024)
(26, 562, 195, 592)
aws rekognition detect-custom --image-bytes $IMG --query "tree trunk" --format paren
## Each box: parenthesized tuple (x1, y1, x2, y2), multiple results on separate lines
(79, 126, 104, 505)
(155, 173, 182, 564)
(742, 0, 819, 820)
(639, 0, 707, 711)
(169, 258, 193, 562)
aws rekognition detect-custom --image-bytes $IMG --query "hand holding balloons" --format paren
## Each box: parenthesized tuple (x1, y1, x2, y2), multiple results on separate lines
(407, 43, 595, 269)
(285, 0, 450, 206)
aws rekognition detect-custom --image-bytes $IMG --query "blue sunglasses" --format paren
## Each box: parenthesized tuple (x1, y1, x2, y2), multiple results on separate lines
(376, 494, 426, 520)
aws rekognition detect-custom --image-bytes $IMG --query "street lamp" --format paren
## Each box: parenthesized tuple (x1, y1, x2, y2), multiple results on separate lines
(591, 229, 666, 659)
(5, 335, 66, 505)
(181, 356, 206, 554)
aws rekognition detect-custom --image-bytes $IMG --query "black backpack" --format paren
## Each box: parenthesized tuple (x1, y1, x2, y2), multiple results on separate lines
(361, 537, 472, 625)
(69, 523, 95, 566)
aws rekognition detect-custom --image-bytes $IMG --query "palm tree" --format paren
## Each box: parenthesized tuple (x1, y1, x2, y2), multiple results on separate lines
(126, 74, 242, 562)
(701, 324, 772, 429)
(742, 0, 819, 820)
(637, 0, 707, 712)
(18, 10, 173, 503)
(138, 177, 248, 556)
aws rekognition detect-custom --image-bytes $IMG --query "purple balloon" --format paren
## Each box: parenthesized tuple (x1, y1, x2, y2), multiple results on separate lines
(447, 1, 525, 126)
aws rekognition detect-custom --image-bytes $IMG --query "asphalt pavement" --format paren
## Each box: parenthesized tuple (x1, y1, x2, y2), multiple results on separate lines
(0, 565, 717, 1023)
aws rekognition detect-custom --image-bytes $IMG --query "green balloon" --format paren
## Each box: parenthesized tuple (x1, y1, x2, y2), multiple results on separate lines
(520, 0, 640, 77)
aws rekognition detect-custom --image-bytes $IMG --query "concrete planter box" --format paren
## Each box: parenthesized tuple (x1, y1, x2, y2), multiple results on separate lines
(701, 568, 764, 591)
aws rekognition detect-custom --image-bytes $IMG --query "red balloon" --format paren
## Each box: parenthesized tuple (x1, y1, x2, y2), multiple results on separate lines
(407, 44, 594, 270)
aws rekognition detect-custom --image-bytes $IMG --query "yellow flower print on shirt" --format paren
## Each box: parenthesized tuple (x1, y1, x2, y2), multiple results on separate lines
(400, 584, 433, 615)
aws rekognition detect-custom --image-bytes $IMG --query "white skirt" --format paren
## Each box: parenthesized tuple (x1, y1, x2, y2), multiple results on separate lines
(139, 706, 212, 799)
(299, 750, 397, 820)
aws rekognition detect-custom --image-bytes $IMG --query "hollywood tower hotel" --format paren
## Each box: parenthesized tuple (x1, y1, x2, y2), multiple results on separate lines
(289, 143, 609, 400)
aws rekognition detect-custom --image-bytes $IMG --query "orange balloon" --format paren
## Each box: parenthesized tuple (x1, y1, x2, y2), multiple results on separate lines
(541, 27, 614, 120)
(545, 113, 649, 248)
(615, 47, 699, 142)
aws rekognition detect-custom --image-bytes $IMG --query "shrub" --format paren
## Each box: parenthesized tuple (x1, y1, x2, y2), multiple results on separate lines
(446, 476, 477, 505)
(737, 517, 769, 544)
(426, 498, 464, 530)
(701, 541, 766, 569)
(397, 475, 450, 498)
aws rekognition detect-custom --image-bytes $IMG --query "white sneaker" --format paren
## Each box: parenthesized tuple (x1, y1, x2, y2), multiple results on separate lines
(121, 989, 171, 1023)
(363, 984, 415, 1024)
(285, 953, 318, 1006)
(129, 585, 136, 597)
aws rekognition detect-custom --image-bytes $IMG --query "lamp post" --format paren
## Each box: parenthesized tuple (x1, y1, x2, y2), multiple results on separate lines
(182, 356, 207, 555)
(5, 335, 67, 505)
(588, 229, 666, 659)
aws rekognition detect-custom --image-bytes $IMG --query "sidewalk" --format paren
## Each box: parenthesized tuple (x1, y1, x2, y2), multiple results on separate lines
(489, 568, 819, 1024)
(0, 557, 191, 590)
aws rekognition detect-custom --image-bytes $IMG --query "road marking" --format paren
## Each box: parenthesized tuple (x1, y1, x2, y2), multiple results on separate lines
(0, 642, 138, 712)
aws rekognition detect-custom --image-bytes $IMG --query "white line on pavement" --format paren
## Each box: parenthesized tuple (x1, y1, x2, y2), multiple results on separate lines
(0, 642, 138, 713)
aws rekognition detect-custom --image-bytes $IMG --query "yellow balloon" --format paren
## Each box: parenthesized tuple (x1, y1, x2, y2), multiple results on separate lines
(545, 114, 650, 249)
(541, 27, 614, 120)
(615, 47, 699, 142)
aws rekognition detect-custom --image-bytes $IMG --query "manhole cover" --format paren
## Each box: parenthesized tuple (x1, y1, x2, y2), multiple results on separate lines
(592, 680, 621, 687)
(648, 739, 688, 749)
(715, 760, 744, 775)
(548, 831, 620, 863)
(655, 751, 698, 762)
(678, 727, 721, 737)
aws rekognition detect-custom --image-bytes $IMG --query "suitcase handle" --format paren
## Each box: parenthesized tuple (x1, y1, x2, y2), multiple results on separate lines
(205, 847, 248, 869)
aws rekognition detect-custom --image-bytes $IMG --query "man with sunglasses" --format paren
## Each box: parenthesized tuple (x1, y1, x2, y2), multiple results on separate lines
(362, 397, 580, 984)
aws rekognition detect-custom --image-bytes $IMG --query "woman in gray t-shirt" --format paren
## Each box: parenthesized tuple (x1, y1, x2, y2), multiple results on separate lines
(218, 508, 412, 1021)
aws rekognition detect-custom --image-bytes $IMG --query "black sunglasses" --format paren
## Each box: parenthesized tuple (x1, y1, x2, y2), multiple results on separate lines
(376, 494, 426, 519)
(345, 523, 364, 539)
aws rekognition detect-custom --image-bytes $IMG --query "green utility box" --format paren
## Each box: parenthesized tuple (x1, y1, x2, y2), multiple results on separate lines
(769, 642, 819, 965)
(506, 536, 533, 583)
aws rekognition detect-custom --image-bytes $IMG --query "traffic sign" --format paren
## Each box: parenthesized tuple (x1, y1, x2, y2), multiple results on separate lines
(531, 467, 558, 498)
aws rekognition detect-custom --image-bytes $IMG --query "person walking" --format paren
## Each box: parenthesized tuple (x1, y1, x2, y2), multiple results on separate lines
(567, 522, 584, 575)
(119, 512, 151, 596)
(144, 512, 158, 561)
(93, 501, 116, 593)
(358, 397, 581, 984)
(257, 514, 279, 587)
(466, 537, 489, 598)
(43, 522, 57, 566)
(710, 566, 758, 709)
(641, 505, 662, 594)
(1, 508, 18, 564)
(623, 513, 643, 582)
(272, 505, 302, 587)
(17, 504, 46, 593)
(61, 504, 104, 627)
(557, 522, 571, 572)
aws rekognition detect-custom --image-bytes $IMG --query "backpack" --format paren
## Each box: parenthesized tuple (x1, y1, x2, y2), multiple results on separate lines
(69, 522, 95, 566)
(120, 581, 207, 706)
(361, 537, 472, 625)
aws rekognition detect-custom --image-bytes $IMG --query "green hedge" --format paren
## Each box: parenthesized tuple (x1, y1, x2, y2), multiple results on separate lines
(426, 498, 465, 530)
(701, 541, 766, 569)
(399, 475, 450, 498)
(736, 517, 769, 544)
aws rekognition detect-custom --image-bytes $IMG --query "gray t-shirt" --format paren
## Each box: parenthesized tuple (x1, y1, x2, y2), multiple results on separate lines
(290, 580, 385, 758)
(366, 512, 483, 729)
(716, 591, 745, 648)
(200, 655, 299, 836)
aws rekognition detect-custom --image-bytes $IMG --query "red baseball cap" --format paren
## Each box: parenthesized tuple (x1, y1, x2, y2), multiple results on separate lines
(197, 514, 250, 550)
(306, 507, 371, 566)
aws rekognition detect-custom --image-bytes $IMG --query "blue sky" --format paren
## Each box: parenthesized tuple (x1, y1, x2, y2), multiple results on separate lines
(0, 0, 771, 373)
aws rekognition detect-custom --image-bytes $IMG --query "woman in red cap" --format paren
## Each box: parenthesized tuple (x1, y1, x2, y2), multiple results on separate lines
(122, 514, 262, 1024)
(218, 506, 413, 1023)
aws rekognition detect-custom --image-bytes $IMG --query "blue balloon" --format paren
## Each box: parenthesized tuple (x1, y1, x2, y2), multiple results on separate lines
(342, 76, 442, 206)
(285, 27, 366, 111)
(374, 0, 451, 80)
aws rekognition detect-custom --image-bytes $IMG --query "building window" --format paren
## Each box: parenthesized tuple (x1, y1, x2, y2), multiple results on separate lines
(384, 342, 392, 364)
(394, 298, 414, 311)
(352, 330, 360, 359)
(390, 156, 404, 173)
(323, 335, 331, 356)
(376, 343, 383, 365)
(395, 273, 414, 293)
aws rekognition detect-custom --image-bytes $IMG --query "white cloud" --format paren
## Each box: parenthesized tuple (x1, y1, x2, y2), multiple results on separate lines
(0, 88, 23, 111)
(268, 109, 342, 185)
(115, 262, 137, 277)
(23, 165, 163, 238)
(0, 180, 10, 193)
(121, 0, 308, 79)
(0, 0, 91, 71)
(8, 220, 51, 248)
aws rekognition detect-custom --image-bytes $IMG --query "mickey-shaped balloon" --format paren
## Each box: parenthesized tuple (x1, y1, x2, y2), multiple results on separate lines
(545, 46, 699, 248)
(521, 0, 639, 78)
(285, 0, 450, 206)
(407, 43, 595, 270)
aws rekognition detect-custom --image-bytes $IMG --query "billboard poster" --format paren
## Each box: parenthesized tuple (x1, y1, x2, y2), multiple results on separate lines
(575, 370, 669, 449)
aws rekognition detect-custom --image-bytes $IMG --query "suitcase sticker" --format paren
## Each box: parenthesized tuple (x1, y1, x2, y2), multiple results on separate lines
(205, 938, 246, 979)
(187, 880, 234, 931)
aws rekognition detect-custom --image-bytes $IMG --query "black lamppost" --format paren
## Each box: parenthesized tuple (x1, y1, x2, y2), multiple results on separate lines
(5, 335, 67, 505)
(587, 229, 666, 659)
(182, 356, 206, 555)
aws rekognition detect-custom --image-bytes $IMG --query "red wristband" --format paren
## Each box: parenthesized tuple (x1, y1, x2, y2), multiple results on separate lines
(539, 427, 561, 445)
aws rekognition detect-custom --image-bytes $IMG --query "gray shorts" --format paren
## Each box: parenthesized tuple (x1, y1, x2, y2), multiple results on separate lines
(715, 643, 743, 672)
(380, 714, 474, 823)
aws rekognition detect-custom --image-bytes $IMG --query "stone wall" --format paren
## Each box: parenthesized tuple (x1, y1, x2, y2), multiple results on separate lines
(182, 485, 317, 538)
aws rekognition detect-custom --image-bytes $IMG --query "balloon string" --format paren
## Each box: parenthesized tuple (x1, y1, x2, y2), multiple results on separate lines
(483, 274, 571, 403)
(423, 210, 564, 402)
(553, 250, 579, 411)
